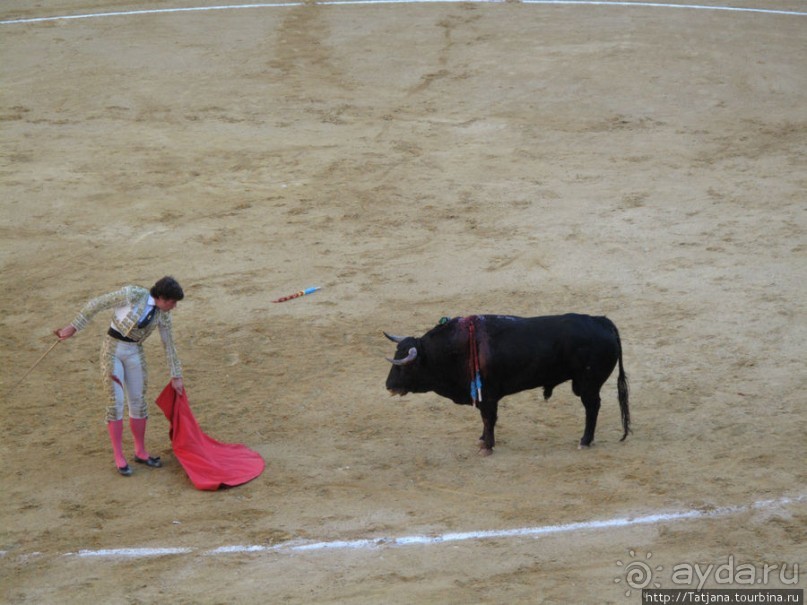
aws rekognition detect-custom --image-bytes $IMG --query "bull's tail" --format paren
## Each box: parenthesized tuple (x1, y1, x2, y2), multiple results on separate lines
(613, 324, 631, 441)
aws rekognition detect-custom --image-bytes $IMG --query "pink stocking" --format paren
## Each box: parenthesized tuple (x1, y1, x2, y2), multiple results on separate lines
(129, 417, 150, 460)
(107, 419, 127, 468)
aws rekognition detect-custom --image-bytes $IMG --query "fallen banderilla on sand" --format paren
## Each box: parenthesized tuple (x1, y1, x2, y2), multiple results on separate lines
(271, 286, 321, 303)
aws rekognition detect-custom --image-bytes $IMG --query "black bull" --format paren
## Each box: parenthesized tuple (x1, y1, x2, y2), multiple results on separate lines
(384, 314, 630, 453)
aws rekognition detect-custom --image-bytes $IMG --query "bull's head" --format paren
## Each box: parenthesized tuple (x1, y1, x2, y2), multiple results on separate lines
(384, 331, 422, 396)
(383, 322, 466, 404)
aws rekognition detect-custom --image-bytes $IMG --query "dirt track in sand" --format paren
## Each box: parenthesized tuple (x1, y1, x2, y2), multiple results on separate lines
(1, 1, 805, 603)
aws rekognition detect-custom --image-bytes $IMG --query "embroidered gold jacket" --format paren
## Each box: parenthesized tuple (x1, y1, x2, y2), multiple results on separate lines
(70, 285, 183, 378)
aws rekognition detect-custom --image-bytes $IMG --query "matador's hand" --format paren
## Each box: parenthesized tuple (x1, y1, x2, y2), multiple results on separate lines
(171, 377, 185, 394)
(54, 326, 77, 340)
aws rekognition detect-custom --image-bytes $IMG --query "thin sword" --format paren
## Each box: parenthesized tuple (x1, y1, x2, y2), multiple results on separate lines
(5, 339, 61, 396)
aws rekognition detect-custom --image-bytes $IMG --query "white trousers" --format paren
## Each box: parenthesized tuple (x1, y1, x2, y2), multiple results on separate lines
(100, 336, 149, 422)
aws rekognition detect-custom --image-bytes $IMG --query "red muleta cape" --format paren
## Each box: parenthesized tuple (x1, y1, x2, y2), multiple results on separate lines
(155, 383, 265, 490)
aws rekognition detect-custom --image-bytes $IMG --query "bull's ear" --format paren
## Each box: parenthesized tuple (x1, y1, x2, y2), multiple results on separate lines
(383, 332, 406, 343)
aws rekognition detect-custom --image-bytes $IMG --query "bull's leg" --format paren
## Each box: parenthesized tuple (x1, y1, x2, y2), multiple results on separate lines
(477, 401, 498, 455)
(579, 391, 601, 448)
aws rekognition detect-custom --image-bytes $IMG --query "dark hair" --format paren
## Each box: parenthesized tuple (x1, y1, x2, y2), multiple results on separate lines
(151, 276, 185, 301)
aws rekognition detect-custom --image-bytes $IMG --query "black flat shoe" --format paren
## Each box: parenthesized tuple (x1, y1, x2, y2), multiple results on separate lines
(118, 465, 133, 476)
(134, 456, 162, 468)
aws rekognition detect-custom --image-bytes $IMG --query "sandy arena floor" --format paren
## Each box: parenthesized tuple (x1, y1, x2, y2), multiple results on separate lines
(1, 1, 805, 603)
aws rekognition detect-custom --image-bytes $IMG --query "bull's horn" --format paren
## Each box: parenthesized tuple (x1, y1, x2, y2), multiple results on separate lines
(383, 331, 406, 343)
(386, 347, 418, 366)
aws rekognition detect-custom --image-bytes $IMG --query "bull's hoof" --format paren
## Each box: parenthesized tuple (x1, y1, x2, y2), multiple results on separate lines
(577, 442, 593, 450)
(478, 447, 494, 457)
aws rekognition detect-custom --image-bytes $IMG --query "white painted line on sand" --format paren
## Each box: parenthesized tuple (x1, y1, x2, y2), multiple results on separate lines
(2, 0, 805, 25)
(74, 547, 194, 558)
(64, 493, 805, 560)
